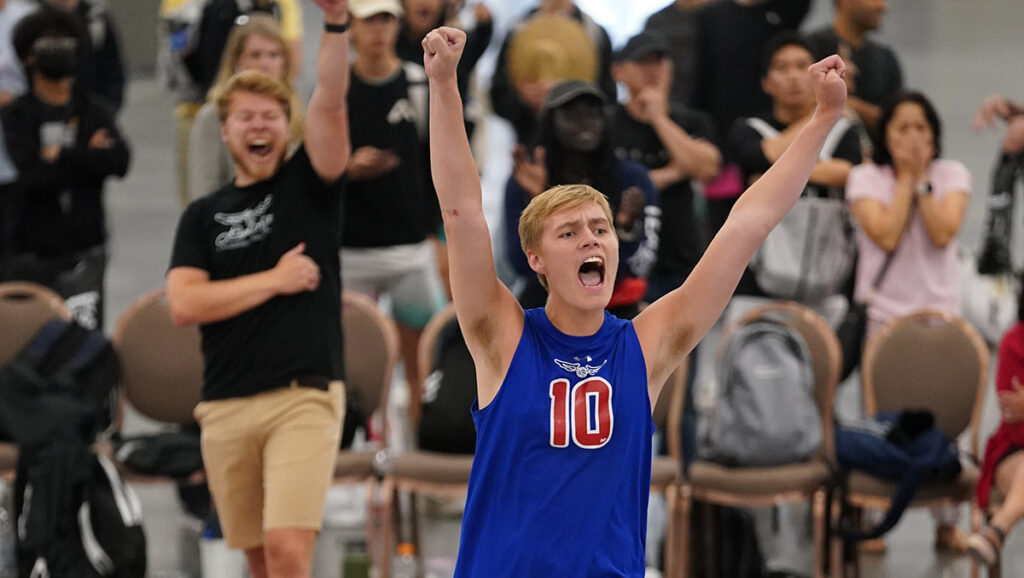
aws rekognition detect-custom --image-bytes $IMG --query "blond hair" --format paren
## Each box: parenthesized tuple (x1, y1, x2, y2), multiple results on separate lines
(209, 14, 304, 139)
(518, 184, 615, 289)
(214, 69, 293, 124)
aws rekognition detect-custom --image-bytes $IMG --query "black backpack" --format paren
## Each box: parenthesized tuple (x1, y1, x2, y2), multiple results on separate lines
(417, 318, 477, 454)
(15, 446, 146, 578)
(0, 319, 118, 446)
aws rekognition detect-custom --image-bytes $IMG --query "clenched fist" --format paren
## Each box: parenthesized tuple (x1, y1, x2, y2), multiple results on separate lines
(422, 26, 466, 82)
(313, 0, 348, 21)
(809, 55, 847, 121)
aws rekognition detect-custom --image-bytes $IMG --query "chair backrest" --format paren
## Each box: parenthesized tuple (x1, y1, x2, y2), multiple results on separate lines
(0, 282, 71, 367)
(112, 290, 203, 425)
(862, 310, 989, 454)
(724, 301, 842, 459)
(417, 304, 458, 386)
(342, 291, 400, 419)
(652, 356, 688, 462)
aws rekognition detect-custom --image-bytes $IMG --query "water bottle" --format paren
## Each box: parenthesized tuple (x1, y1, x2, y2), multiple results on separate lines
(341, 538, 370, 578)
(392, 542, 419, 578)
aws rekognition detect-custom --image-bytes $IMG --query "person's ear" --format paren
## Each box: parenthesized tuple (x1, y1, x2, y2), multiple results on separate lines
(527, 249, 546, 276)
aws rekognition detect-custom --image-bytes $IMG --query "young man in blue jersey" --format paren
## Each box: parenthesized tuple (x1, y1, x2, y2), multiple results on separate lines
(422, 26, 848, 577)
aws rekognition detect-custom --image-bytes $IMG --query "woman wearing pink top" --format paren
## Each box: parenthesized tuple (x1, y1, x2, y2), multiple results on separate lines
(846, 90, 972, 553)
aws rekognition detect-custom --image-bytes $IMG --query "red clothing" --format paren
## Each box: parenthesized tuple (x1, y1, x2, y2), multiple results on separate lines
(977, 322, 1024, 509)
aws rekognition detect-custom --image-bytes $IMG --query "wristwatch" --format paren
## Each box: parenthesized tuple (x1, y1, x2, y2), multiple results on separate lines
(914, 180, 932, 196)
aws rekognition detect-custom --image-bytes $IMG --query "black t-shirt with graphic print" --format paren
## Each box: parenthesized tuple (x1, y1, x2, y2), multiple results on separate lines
(343, 62, 440, 248)
(611, 104, 715, 275)
(169, 146, 345, 401)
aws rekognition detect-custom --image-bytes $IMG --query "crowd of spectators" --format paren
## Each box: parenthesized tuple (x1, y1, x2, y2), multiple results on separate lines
(2, 0, 1024, 574)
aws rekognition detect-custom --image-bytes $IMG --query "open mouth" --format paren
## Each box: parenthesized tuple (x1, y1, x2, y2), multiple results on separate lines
(578, 256, 605, 288)
(247, 140, 273, 158)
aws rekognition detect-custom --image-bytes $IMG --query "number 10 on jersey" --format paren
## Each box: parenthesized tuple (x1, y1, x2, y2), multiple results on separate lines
(549, 377, 614, 449)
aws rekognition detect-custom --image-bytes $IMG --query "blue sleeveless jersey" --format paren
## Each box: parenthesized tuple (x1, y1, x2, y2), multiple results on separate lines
(454, 308, 653, 578)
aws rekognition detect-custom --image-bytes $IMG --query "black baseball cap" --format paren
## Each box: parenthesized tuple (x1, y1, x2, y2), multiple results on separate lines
(542, 80, 607, 111)
(614, 31, 668, 63)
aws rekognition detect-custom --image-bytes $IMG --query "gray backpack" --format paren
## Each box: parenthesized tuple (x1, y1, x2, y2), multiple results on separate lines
(701, 321, 823, 467)
(747, 117, 857, 303)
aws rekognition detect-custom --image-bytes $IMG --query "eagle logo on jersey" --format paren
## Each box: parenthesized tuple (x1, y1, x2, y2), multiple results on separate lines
(554, 357, 607, 378)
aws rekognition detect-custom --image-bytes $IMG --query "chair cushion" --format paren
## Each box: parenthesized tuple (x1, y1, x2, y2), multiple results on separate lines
(847, 464, 979, 503)
(651, 456, 680, 487)
(392, 451, 474, 485)
(334, 450, 378, 479)
(689, 460, 830, 496)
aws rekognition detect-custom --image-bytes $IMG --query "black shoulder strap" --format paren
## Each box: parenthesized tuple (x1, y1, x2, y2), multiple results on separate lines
(11, 320, 76, 372)
(63, 329, 111, 376)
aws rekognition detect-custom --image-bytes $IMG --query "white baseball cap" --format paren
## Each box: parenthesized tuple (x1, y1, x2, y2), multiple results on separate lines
(349, 0, 404, 19)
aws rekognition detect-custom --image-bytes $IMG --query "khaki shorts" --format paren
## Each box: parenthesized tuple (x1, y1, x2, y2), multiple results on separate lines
(194, 381, 345, 550)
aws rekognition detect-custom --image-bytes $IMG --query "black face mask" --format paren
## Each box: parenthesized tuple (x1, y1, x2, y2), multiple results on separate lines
(32, 43, 76, 81)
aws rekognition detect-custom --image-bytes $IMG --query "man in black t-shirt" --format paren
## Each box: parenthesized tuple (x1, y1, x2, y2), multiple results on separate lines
(642, 0, 712, 111)
(2, 8, 130, 329)
(805, 0, 903, 129)
(609, 30, 721, 470)
(343, 0, 447, 427)
(166, 1, 351, 576)
(690, 0, 812, 240)
(728, 32, 862, 297)
(609, 30, 720, 302)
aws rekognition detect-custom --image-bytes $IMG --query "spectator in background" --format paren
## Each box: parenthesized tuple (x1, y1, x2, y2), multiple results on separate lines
(0, 0, 34, 265)
(967, 281, 1024, 569)
(972, 93, 1024, 275)
(38, 0, 126, 114)
(2, 7, 130, 329)
(490, 0, 615, 145)
(806, 0, 902, 128)
(505, 80, 659, 320)
(642, 0, 714, 110)
(609, 31, 719, 304)
(166, 0, 352, 572)
(344, 0, 447, 426)
(729, 31, 862, 296)
(847, 91, 970, 554)
(609, 30, 719, 470)
(973, 93, 1024, 156)
(397, 0, 492, 140)
(691, 0, 812, 239)
(188, 14, 303, 201)
(185, 0, 303, 100)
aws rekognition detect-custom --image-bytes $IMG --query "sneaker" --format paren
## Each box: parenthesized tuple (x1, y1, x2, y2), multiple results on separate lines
(935, 524, 969, 554)
(966, 525, 1005, 567)
(858, 537, 887, 554)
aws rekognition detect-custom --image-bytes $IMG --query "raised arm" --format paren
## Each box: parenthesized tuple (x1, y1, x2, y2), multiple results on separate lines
(304, 0, 351, 181)
(634, 55, 849, 398)
(422, 27, 523, 406)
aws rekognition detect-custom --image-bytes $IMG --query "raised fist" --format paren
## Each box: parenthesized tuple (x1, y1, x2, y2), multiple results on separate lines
(422, 26, 467, 81)
(808, 55, 847, 121)
(313, 0, 348, 21)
